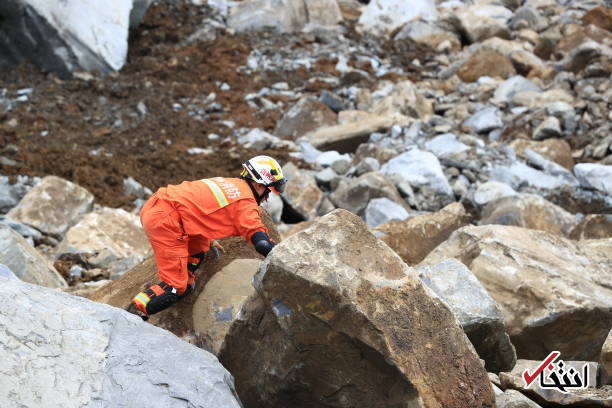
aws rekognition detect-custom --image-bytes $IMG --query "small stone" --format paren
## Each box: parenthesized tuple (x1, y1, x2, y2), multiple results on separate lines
(532, 116, 561, 140)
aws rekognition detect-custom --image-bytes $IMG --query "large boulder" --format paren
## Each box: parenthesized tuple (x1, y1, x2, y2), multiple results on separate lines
(329, 171, 407, 216)
(417, 259, 516, 373)
(509, 138, 574, 170)
(480, 193, 578, 238)
(422, 225, 612, 361)
(222, 210, 494, 408)
(374, 202, 470, 265)
(0, 0, 137, 78)
(0, 277, 243, 407)
(7, 175, 94, 238)
(274, 97, 337, 141)
(55, 207, 151, 259)
(0, 224, 67, 288)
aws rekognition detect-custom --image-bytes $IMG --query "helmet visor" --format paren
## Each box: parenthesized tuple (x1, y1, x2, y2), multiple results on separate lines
(268, 179, 286, 195)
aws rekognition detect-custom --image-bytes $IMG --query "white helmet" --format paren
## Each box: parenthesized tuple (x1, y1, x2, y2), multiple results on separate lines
(241, 155, 286, 194)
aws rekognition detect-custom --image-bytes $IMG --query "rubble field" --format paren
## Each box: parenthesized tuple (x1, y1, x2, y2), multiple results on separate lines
(0, 0, 430, 209)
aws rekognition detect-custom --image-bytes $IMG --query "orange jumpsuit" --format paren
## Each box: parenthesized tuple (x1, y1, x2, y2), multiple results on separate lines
(140, 177, 268, 293)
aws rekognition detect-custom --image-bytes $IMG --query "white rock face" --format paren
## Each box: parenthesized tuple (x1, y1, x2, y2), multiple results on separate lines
(7, 176, 94, 238)
(454, 4, 512, 43)
(0, 277, 243, 408)
(425, 133, 470, 158)
(463, 107, 504, 133)
(474, 181, 517, 206)
(261, 193, 284, 223)
(0, 264, 18, 280)
(491, 161, 575, 191)
(381, 149, 453, 196)
(358, 0, 438, 34)
(55, 207, 151, 260)
(493, 75, 541, 103)
(574, 163, 612, 196)
(228, 0, 342, 33)
(364, 197, 409, 227)
(0, 224, 67, 288)
(1, 0, 134, 77)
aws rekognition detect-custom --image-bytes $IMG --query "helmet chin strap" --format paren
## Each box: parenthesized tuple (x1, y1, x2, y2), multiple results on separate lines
(245, 179, 266, 205)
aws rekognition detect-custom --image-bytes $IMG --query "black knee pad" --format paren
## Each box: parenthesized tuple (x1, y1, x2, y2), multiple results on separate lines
(188, 252, 206, 273)
(145, 288, 180, 315)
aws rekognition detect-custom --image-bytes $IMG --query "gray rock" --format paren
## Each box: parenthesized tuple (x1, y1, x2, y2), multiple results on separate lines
(0, 175, 37, 214)
(319, 90, 345, 113)
(474, 181, 517, 206)
(524, 149, 579, 187)
(454, 4, 512, 44)
(394, 19, 444, 41)
(238, 128, 284, 151)
(463, 107, 504, 134)
(509, 5, 547, 31)
(7, 176, 94, 238)
(418, 259, 516, 373)
(381, 149, 453, 196)
(228, 0, 342, 33)
(0, 216, 42, 241)
(353, 157, 380, 177)
(274, 97, 337, 140)
(315, 150, 350, 168)
(574, 163, 612, 196)
(123, 177, 152, 199)
(0, 224, 67, 288)
(129, 0, 154, 28)
(0, 264, 18, 280)
(532, 116, 561, 140)
(314, 167, 338, 190)
(358, 0, 437, 34)
(0, 0, 133, 78)
(54, 207, 151, 261)
(491, 161, 575, 191)
(493, 76, 541, 104)
(330, 157, 351, 175)
(480, 193, 578, 238)
(364, 197, 410, 228)
(496, 389, 542, 408)
(330, 171, 407, 216)
(0, 277, 243, 408)
(425, 133, 471, 158)
(261, 192, 284, 223)
(545, 101, 574, 118)
(282, 165, 324, 221)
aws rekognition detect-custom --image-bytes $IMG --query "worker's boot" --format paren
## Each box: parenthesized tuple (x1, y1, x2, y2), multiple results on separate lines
(127, 282, 181, 319)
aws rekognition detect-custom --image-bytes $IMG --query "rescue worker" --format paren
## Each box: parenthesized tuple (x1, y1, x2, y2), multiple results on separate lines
(126, 155, 286, 319)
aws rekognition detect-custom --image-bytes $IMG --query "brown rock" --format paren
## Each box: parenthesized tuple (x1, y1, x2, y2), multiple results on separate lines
(582, 6, 612, 33)
(570, 214, 612, 240)
(222, 210, 495, 408)
(89, 209, 280, 337)
(282, 166, 324, 221)
(274, 97, 337, 141)
(422, 225, 612, 361)
(374, 202, 471, 265)
(280, 219, 317, 239)
(192, 258, 262, 354)
(509, 138, 574, 170)
(480, 193, 578, 238)
(352, 142, 397, 165)
(458, 51, 516, 83)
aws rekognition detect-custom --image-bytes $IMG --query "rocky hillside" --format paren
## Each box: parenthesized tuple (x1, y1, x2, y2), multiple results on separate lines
(1, 0, 611, 407)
